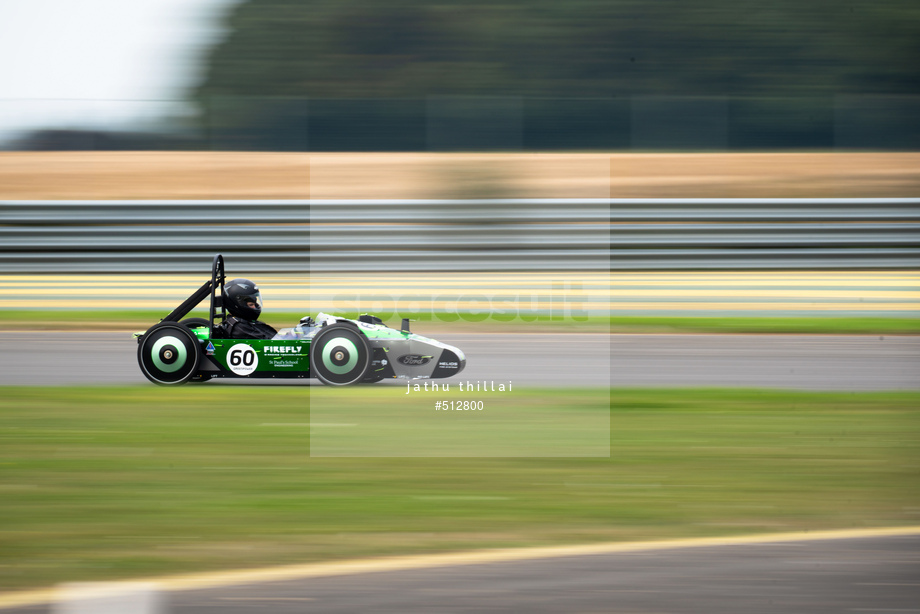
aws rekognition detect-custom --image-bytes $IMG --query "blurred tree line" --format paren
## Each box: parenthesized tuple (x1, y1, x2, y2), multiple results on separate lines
(37, 0, 920, 151)
(190, 0, 920, 150)
(200, 0, 919, 100)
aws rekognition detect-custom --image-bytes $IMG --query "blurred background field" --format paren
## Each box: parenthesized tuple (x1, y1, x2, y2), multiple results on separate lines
(0, 386, 917, 591)
(2, 152, 920, 200)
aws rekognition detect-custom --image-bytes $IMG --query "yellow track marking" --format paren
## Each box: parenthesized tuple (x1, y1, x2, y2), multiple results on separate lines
(1, 272, 918, 313)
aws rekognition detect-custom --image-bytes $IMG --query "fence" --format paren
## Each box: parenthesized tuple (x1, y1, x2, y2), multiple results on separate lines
(1, 198, 918, 272)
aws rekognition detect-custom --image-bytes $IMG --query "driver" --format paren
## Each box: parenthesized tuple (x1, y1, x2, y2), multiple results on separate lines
(213, 278, 278, 339)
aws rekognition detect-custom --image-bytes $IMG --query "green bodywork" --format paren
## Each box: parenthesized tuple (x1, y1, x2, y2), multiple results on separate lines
(187, 319, 414, 376)
(211, 338, 311, 374)
(189, 327, 312, 375)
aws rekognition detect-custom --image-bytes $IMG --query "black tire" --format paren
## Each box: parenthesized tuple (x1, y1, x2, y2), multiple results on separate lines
(179, 317, 210, 329)
(309, 323, 372, 386)
(138, 322, 202, 386)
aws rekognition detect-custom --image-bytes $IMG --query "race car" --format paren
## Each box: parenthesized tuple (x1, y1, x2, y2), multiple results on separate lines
(136, 255, 466, 386)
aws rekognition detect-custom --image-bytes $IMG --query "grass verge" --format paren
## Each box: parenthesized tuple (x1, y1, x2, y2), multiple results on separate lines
(0, 386, 918, 591)
(1, 310, 919, 334)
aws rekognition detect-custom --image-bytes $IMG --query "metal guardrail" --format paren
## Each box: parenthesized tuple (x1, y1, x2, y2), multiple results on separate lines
(1, 199, 919, 272)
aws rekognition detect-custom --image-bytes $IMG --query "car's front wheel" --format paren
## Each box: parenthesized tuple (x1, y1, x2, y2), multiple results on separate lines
(309, 323, 372, 386)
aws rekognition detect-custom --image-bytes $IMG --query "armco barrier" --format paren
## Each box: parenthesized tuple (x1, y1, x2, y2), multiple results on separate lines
(1, 199, 918, 272)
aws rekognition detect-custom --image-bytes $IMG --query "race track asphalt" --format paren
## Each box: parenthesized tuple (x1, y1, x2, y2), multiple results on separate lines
(0, 331, 917, 390)
(131, 534, 920, 614)
(3, 533, 919, 613)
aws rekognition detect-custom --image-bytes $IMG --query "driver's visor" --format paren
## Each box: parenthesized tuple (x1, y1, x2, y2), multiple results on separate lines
(240, 293, 263, 310)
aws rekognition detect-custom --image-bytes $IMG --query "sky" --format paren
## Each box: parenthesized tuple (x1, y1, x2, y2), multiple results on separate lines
(0, 0, 236, 143)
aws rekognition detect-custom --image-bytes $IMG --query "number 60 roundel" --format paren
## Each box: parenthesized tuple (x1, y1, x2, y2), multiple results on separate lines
(227, 343, 258, 375)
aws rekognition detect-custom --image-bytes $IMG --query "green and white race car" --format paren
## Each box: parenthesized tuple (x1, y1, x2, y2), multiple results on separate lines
(136, 255, 466, 386)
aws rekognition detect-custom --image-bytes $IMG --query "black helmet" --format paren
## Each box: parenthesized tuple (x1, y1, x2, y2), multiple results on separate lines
(223, 278, 263, 321)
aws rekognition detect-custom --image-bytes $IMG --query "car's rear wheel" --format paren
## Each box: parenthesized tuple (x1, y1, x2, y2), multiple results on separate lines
(138, 322, 202, 385)
(309, 323, 372, 386)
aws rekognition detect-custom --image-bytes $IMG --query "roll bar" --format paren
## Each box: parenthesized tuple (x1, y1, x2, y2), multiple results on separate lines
(209, 254, 226, 336)
(160, 254, 226, 337)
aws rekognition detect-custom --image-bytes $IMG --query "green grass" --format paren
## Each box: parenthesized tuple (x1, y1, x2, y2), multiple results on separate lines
(2, 309, 919, 334)
(607, 316, 920, 335)
(0, 386, 918, 591)
(0, 310, 214, 331)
